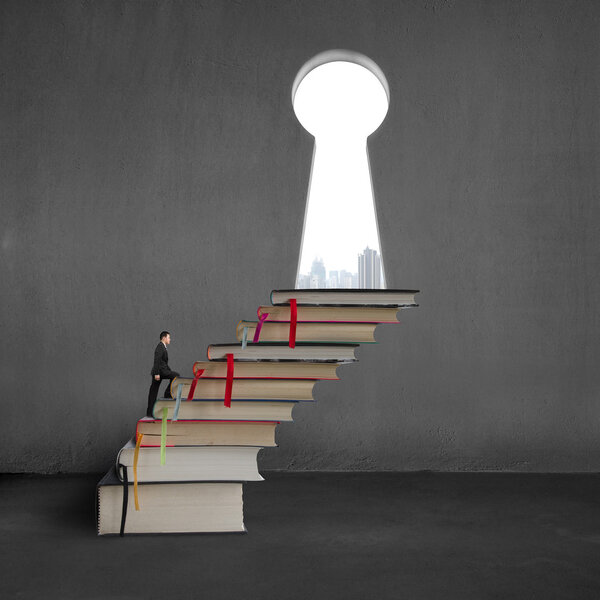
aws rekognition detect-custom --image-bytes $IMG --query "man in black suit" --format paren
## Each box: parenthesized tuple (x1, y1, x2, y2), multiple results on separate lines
(146, 331, 180, 417)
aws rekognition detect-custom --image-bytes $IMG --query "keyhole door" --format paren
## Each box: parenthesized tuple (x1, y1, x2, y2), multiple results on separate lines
(293, 51, 390, 289)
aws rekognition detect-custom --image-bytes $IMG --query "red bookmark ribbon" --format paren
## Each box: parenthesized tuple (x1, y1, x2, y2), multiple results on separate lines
(253, 312, 269, 343)
(186, 369, 205, 402)
(224, 353, 234, 407)
(289, 299, 297, 348)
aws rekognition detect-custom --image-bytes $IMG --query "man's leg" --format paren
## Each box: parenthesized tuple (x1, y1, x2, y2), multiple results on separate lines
(161, 370, 180, 399)
(147, 377, 161, 417)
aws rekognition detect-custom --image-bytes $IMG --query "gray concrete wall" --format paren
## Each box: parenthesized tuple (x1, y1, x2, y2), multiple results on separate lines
(2, 0, 599, 472)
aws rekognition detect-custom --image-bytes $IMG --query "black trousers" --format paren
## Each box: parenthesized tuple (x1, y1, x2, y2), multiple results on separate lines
(146, 370, 180, 417)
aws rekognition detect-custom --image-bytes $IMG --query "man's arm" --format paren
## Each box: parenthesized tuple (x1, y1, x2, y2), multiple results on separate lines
(151, 344, 163, 377)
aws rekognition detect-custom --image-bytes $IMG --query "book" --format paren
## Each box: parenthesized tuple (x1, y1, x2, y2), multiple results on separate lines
(97, 468, 245, 535)
(207, 343, 358, 362)
(116, 441, 263, 482)
(97, 283, 420, 536)
(270, 288, 419, 306)
(169, 377, 317, 401)
(237, 320, 379, 343)
(257, 305, 402, 323)
(191, 360, 340, 379)
(152, 399, 296, 421)
(136, 418, 278, 447)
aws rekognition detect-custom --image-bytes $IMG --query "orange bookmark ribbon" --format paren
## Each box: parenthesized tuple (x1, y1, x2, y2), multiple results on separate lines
(224, 353, 234, 408)
(133, 432, 143, 511)
(186, 368, 205, 401)
(289, 299, 297, 348)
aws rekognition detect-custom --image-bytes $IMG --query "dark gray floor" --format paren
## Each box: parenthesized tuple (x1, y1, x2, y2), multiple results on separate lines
(1, 472, 600, 599)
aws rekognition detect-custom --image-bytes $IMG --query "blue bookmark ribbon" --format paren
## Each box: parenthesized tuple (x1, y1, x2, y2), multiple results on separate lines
(172, 383, 183, 422)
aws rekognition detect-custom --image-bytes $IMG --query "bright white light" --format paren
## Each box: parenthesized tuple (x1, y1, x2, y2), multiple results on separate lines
(294, 60, 389, 283)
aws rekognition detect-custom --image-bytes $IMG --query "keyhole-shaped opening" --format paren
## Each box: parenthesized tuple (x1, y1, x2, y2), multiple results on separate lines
(293, 50, 389, 289)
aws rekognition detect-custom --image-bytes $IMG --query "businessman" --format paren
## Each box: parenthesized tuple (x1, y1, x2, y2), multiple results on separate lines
(146, 331, 180, 417)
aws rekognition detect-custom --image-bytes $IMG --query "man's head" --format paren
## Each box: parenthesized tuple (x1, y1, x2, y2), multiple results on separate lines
(160, 331, 171, 345)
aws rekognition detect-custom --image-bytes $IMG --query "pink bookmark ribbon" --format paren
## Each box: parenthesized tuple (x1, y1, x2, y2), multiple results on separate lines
(253, 312, 269, 343)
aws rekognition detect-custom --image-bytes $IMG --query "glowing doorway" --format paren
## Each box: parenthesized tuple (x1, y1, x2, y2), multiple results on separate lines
(293, 50, 389, 289)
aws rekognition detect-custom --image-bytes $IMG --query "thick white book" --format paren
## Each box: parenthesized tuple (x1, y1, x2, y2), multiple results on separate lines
(97, 468, 245, 535)
(116, 441, 263, 482)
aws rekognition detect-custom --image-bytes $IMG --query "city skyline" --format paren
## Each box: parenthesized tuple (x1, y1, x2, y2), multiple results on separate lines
(296, 247, 385, 289)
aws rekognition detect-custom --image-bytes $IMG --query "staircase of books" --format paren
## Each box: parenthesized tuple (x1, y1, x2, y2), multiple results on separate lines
(97, 288, 418, 535)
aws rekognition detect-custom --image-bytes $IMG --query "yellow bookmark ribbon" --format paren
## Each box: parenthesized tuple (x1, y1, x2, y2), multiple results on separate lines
(133, 432, 143, 511)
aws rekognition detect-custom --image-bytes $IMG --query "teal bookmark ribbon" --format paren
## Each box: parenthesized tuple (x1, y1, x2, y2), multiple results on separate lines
(160, 407, 168, 465)
(172, 383, 183, 422)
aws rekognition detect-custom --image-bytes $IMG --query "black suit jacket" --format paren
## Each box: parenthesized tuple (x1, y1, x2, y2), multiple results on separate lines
(151, 342, 170, 376)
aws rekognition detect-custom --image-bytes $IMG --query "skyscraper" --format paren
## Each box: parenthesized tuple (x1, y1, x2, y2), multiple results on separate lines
(339, 269, 355, 288)
(310, 257, 326, 288)
(358, 247, 382, 289)
(327, 270, 339, 288)
(296, 274, 311, 288)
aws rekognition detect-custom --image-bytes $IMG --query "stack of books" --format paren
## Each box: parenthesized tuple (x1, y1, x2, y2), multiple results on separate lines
(97, 288, 418, 535)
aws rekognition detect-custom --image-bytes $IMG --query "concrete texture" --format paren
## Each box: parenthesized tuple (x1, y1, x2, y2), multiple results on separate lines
(2, 472, 600, 599)
(1, 1, 600, 472)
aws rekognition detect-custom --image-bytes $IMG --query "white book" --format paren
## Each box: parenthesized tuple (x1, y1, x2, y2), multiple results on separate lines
(270, 288, 419, 306)
(116, 441, 263, 482)
(207, 343, 358, 362)
(97, 469, 245, 534)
